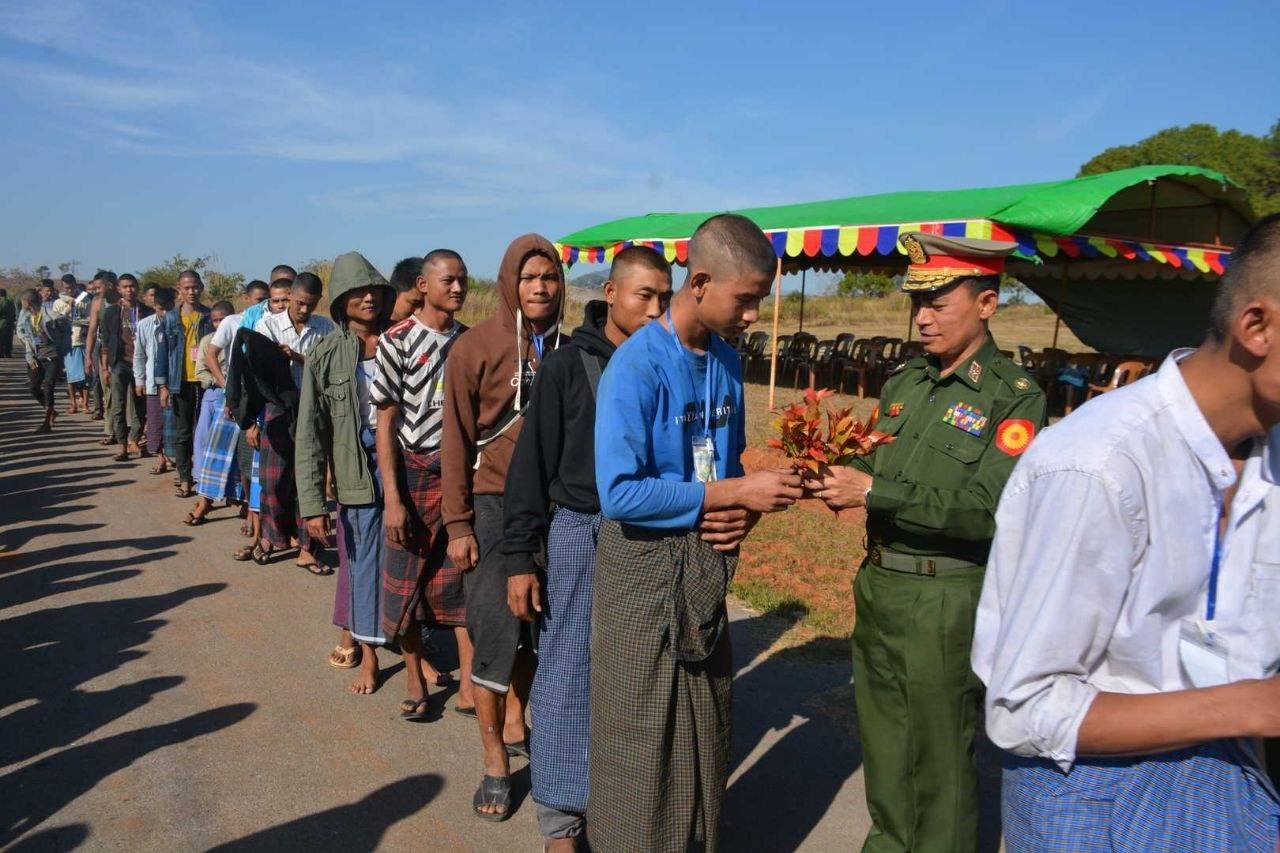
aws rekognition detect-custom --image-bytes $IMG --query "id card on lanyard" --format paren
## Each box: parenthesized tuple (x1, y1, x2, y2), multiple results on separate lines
(665, 309, 716, 484)
(1178, 510, 1230, 688)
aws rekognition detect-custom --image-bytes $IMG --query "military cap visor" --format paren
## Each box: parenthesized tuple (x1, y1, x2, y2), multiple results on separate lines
(899, 232, 1017, 293)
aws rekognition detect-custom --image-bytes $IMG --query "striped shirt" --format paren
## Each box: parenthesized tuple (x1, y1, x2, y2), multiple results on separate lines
(372, 315, 465, 453)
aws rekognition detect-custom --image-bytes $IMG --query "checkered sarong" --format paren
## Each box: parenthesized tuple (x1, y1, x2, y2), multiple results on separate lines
(587, 522, 734, 853)
(257, 404, 308, 551)
(380, 450, 465, 637)
(531, 508, 602, 815)
(162, 402, 179, 459)
(1003, 741, 1279, 852)
(195, 398, 241, 501)
(145, 394, 165, 454)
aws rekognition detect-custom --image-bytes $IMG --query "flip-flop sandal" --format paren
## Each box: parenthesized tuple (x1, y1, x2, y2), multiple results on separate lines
(298, 560, 333, 576)
(174, 485, 194, 498)
(112, 451, 130, 462)
(472, 775, 511, 822)
(399, 698, 430, 721)
(454, 705, 478, 719)
(328, 645, 360, 669)
(182, 511, 205, 527)
(231, 544, 256, 561)
(504, 740, 531, 760)
(252, 545, 275, 565)
(98, 437, 116, 446)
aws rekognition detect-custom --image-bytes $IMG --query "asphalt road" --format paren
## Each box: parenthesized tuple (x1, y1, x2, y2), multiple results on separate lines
(0, 356, 998, 851)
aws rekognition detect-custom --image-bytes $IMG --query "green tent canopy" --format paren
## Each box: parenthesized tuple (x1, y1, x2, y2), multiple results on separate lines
(556, 165, 1254, 356)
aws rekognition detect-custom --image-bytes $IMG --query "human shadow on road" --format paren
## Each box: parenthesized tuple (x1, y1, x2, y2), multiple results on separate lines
(207, 773, 445, 852)
(4, 822, 90, 852)
(0, 703, 256, 848)
(0, 521, 104, 554)
(722, 611, 863, 851)
(0, 583, 227, 767)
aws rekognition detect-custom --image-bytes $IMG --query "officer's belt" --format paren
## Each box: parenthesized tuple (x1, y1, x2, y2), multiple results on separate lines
(866, 545, 980, 576)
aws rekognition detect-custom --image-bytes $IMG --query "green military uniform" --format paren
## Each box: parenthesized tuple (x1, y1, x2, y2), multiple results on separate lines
(849, 232, 1048, 852)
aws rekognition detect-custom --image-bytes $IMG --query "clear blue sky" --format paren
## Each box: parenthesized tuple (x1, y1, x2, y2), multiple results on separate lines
(1, 0, 1276, 286)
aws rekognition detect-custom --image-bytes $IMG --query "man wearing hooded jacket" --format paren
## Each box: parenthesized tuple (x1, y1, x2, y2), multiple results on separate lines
(441, 233, 565, 821)
(502, 246, 673, 848)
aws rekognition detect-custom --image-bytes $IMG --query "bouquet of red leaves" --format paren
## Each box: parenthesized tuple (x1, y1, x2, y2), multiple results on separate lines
(767, 388, 895, 486)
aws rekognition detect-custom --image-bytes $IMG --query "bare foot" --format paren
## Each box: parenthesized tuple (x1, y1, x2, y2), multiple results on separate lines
(348, 646, 378, 694)
(419, 657, 449, 687)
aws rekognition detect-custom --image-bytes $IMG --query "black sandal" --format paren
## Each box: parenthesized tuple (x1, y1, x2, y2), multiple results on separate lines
(182, 511, 205, 527)
(231, 544, 255, 561)
(252, 544, 275, 565)
(504, 740, 531, 760)
(174, 483, 194, 498)
(454, 704, 477, 719)
(472, 775, 511, 822)
(399, 697, 430, 721)
(112, 451, 130, 462)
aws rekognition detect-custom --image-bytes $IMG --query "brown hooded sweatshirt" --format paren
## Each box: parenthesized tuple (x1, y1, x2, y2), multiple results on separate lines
(441, 233, 564, 540)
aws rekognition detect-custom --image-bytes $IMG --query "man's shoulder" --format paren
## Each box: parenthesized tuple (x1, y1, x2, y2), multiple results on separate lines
(1019, 375, 1164, 477)
(988, 353, 1044, 400)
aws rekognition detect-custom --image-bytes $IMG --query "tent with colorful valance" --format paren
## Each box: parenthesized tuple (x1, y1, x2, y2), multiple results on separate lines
(556, 165, 1253, 358)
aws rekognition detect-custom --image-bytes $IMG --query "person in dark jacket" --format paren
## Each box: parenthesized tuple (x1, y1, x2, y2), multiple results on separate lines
(100, 275, 154, 460)
(0, 287, 15, 358)
(502, 246, 672, 848)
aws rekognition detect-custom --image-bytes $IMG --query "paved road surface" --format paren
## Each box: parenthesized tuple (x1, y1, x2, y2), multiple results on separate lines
(0, 357, 998, 850)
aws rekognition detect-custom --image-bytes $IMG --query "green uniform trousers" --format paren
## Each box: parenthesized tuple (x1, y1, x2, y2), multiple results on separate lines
(851, 561, 984, 853)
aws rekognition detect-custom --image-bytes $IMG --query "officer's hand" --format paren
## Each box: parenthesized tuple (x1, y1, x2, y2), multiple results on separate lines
(383, 498, 411, 549)
(813, 466, 873, 511)
(699, 508, 761, 553)
(735, 469, 804, 513)
(507, 573, 542, 622)
(303, 514, 331, 546)
(448, 534, 480, 571)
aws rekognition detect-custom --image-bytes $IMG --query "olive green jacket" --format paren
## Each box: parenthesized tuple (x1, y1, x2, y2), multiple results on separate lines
(293, 251, 396, 519)
(853, 337, 1047, 564)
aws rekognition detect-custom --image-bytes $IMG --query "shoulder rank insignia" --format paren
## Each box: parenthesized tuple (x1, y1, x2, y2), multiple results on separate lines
(1014, 377, 1031, 391)
(967, 361, 983, 384)
(995, 419, 1035, 455)
(943, 402, 988, 436)
(887, 402, 904, 417)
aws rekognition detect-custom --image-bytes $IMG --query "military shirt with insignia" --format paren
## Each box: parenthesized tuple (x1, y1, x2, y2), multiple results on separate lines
(851, 336, 1047, 564)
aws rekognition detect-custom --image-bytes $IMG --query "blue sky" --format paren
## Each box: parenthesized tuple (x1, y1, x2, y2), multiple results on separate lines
(0, 0, 1276, 287)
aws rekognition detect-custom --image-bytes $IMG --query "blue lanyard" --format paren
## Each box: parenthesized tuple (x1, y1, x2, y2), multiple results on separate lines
(665, 308, 714, 439)
(1206, 520, 1222, 621)
(531, 332, 545, 361)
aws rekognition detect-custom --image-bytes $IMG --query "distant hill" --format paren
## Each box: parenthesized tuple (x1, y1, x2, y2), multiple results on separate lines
(568, 270, 607, 303)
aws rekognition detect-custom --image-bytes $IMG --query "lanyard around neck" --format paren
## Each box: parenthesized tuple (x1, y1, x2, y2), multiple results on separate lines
(665, 308, 714, 439)
(1206, 511, 1223, 621)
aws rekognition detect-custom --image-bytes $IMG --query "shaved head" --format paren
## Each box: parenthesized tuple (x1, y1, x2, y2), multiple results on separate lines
(1210, 212, 1280, 341)
(686, 213, 775, 283)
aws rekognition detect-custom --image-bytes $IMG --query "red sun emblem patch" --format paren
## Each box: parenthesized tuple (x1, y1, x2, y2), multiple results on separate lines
(994, 419, 1035, 456)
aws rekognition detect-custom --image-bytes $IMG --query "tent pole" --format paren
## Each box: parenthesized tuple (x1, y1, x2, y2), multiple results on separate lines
(798, 269, 806, 333)
(1051, 259, 1068, 350)
(1146, 180, 1157, 239)
(767, 258, 783, 411)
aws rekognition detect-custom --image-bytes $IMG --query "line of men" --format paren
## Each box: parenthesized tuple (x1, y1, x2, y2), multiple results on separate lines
(16, 210, 1280, 851)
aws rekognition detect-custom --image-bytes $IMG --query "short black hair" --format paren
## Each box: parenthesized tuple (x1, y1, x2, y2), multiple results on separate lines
(93, 269, 118, 286)
(60, 273, 77, 285)
(155, 287, 176, 309)
(390, 256, 424, 292)
(211, 300, 235, 315)
(21, 287, 39, 307)
(1210, 213, 1280, 341)
(119, 273, 138, 286)
(142, 282, 161, 294)
(177, 269, 202, 286)
(424, 249, 465, 268)
(292, 272, 324, 297)
(244, 279, 269, 296)
(610, 245, 671, 281)
(39, 278, 55, 289)
(270, 264, 297, 280)
(687, 213, 776, 281)
(269, 277, 293, 290)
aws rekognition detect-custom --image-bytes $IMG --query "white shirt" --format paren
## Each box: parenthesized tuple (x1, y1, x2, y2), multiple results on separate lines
(208, 312, 242, 374)
(132, 313, 161, 394)
(972, 349, 1280, 771)
(254, 309, 335, 388)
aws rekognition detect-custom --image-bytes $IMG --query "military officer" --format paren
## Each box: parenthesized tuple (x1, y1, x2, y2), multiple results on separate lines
(814, 231, 1047, 852)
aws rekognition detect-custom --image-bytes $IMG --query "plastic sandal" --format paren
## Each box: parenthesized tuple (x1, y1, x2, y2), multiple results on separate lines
(472, 775, 511, 822)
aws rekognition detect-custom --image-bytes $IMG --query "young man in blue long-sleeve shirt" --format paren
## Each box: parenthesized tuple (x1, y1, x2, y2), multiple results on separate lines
(588, 213, 804, 852)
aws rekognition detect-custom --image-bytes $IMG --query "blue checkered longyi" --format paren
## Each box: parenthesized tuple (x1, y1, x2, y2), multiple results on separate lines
(530, 507, 602, 816)
(1002, 740, 1279, 852)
